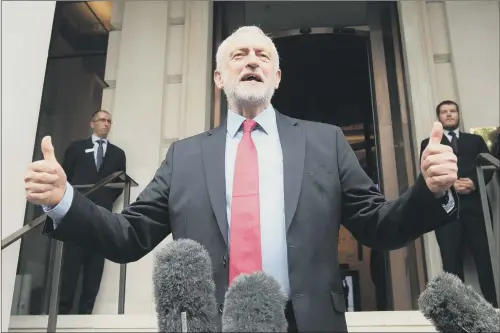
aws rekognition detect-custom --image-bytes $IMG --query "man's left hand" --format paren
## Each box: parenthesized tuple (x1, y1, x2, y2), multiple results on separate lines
(421, 122, 458, 197)
(456, 177, 475, 193)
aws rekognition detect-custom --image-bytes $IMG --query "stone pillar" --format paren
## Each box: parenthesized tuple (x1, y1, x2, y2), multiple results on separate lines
(1, 1, 56, 330)
(445, 0, 500, 128)
(398, 0, 449, 280)
(94, 0, 213, 314)
(398, 0, 500, 282)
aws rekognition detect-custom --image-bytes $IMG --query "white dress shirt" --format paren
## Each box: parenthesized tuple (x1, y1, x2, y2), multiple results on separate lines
(225, 106, 290, 296)
(92, 134, 108, 166)
(443, 128, 460, 142)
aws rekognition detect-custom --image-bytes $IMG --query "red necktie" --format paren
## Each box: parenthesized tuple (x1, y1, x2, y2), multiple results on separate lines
(229, 119, 262, 284)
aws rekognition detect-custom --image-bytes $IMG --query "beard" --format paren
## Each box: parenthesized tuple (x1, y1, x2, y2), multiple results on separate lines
(442, 119, 460, 131)
(224, 79, 275, 111)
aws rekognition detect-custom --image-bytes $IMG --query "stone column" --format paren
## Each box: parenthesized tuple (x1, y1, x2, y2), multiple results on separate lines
(94, 0, 213, 314)
(398, 0, 448, 281)
(445, 0, 500, 128)
(399, 0, 500, 282)
(1, 1, 56, 330)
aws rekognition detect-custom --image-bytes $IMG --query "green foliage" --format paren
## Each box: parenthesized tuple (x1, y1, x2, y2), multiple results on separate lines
(471, 127, 499, 150)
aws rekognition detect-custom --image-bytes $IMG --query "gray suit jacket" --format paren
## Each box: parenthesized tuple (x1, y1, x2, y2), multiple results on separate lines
(44, 111, 458, 332)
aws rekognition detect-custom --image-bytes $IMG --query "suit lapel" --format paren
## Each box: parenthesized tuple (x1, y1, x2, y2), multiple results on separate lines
(202, 124, 229, 246)
(441, 132, 462, 154)
(441, 135, 450, 146)
(457, 132, 466, 154)
(85, 138, 97, 171)
(276, 112, 305, 231)
(200, 111, 306, 243)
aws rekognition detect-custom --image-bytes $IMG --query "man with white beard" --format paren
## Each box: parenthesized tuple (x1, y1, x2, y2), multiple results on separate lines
(25, 26, 459, 332)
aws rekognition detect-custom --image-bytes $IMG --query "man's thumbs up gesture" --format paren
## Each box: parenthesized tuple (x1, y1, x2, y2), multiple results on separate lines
(25, 136, 67, 206)
(421, 122, 458, 197)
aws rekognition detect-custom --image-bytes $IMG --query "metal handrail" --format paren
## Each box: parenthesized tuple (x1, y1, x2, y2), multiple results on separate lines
(476, 152, 500, 307)
(2, 170, 138, 332)
(477, 152, 500, 168)
(2, 171, 124, 250)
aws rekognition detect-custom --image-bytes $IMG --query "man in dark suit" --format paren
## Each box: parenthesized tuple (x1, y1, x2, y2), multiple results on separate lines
(25, 27, 459, 332)
(419, 100, 497, 307)
(491, 129, 500, 160)
(56, 109, 127, 314)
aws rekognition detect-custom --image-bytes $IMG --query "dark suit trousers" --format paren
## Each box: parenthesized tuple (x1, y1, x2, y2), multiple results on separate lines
(435, 200, 498, 307)
(59, 243, 105, 314)
(285, 301, 298, 332)
(370, 250, 389, 311)
(58, 202, 111, 314)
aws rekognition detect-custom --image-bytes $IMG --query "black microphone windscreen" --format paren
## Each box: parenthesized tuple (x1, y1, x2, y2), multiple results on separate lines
(222, 271, 288, 332)
(418, 272, 500, 333)
(153, 238, 218, 332)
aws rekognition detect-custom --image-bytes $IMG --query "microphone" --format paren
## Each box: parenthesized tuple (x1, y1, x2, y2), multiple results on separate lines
(153, 238, 218, 332)
(418, 272, 500, 332)
(222, 271, 288, 332)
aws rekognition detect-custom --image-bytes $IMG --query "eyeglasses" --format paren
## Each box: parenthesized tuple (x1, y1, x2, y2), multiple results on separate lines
(93, 118, 113, 124)
(439, 109, 458, 115)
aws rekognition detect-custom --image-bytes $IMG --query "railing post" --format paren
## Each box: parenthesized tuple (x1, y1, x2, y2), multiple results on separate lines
(476, 164, 500, 306)
(496, 171, 500, 308)
(1, 171, 138, 331)
(47, 240, 64, 332)
(496, 173, 500, 308)
(118, 178, 131, 314)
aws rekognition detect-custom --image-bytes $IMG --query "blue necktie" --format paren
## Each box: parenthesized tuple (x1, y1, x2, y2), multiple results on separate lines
(96, 140, 104, 171)
(449, 132, 458, 154)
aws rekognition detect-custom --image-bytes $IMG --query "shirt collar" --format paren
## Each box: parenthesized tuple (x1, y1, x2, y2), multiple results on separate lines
(444, 128, 459, 138)
(92, 134, 108, 144)
(227, 105, 277, 138)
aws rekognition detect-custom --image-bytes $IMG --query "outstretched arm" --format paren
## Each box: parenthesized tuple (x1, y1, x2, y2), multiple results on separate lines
(43, 144, 175, 263)
(337, 127, 458, 251)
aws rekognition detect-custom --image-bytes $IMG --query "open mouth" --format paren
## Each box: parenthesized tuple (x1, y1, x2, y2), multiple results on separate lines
(240, 73, 263, 82)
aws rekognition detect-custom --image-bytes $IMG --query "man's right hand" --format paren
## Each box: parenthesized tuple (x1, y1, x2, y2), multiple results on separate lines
(25, 136, 67, 206)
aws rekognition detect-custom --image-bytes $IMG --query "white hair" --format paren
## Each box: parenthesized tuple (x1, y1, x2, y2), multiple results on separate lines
(215, 26, 280, 71)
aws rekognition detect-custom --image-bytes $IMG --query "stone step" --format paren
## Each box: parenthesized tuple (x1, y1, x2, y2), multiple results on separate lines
(9, 311, 437, 332)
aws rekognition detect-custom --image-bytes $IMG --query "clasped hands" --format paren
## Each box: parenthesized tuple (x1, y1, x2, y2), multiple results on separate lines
(454, 177, 475, 194)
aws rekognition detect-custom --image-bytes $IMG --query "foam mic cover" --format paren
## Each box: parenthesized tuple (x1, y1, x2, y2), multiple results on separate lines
(418, 272, 500, 332)
(222, 271, 288, 332)
(153, 239, 218, 332)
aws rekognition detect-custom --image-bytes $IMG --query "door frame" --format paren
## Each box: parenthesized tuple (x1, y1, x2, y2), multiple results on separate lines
(366, 1, 426, 309)
(366, 2, 408, 310)
(210, 0, 424, 311)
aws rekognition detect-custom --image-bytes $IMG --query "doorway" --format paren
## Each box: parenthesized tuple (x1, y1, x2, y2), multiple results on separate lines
(272, 29, 386, 312)
(211, 1, 425, 311)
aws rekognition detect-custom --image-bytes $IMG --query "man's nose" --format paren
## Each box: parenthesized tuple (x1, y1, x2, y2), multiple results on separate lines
(246, 63, 258, 70)
(245, 53, 260, 68)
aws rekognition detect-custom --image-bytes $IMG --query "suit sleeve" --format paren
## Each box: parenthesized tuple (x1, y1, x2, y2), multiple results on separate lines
(335, 127, 458, 251)
(62, 143, 77, 183)
(42, 142, 174, 263)
(419, 139, 428, 163)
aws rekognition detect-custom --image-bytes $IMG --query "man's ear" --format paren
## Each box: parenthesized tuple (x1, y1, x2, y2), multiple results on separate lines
(274, 69, 282, 89)
(90, 121, 95, 129)
(214, 70, 224, 89)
